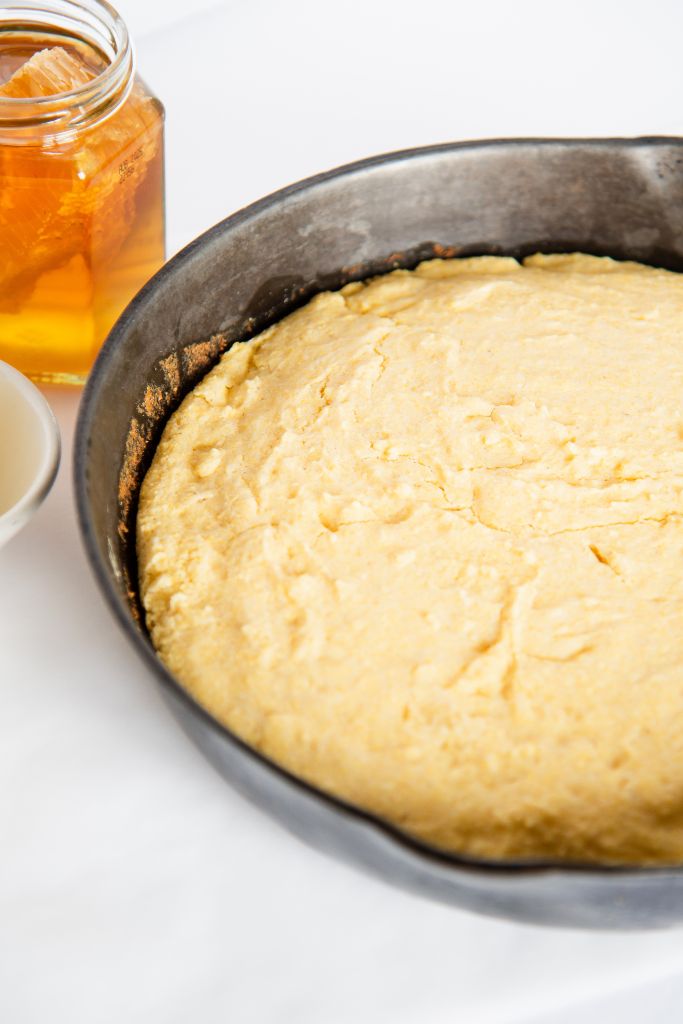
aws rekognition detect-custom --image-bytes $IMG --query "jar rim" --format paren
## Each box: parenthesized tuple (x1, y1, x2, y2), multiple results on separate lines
(0, 0, 134, 140)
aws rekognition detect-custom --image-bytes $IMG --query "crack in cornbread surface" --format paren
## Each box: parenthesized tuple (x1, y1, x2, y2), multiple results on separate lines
(138, 254, 683, 864)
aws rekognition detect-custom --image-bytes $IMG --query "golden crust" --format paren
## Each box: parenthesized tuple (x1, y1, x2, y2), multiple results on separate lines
(138, 254, 683, 864)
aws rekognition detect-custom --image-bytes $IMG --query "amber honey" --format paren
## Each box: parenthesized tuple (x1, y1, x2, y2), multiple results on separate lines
(0, 4, 165, 384)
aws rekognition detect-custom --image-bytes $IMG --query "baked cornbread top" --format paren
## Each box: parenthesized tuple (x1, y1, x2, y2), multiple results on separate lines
(138, 254, 683, 864)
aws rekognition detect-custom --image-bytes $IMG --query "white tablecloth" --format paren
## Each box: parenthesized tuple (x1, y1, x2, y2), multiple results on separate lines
(3, 3, 683, 1020)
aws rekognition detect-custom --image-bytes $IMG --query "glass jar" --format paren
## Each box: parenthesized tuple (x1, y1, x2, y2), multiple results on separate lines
(0, 0, 165, 384)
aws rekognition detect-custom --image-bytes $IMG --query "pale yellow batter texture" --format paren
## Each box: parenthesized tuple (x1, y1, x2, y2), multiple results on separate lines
(138, 254, 683, 865)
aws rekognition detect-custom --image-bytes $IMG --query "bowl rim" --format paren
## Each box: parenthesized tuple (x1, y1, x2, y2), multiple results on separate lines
(74, 135, 683, 881)
(0, 360, 60, 538)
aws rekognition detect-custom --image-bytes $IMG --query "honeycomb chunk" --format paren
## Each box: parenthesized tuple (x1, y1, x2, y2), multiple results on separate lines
(0, 46, 161, 307)
(0, 45, 96, 97)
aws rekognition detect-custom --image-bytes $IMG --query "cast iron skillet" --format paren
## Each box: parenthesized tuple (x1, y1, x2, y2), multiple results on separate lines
(75, 137, 683, 929)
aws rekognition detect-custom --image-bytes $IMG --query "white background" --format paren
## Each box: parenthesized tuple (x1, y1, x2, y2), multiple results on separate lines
(3, 2, 683, 1021)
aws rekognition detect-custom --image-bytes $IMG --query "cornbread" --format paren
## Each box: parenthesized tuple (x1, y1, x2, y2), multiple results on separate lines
(138, 253, 683, 864)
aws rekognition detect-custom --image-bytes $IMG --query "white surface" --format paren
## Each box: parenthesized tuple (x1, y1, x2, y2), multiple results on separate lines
(3, 2, 683, 1021)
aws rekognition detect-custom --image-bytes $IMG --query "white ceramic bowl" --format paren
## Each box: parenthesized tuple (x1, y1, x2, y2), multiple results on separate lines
(0, 360, 60, 548)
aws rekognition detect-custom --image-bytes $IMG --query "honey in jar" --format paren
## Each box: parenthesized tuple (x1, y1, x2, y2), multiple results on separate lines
(0, 1, 165, 384)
